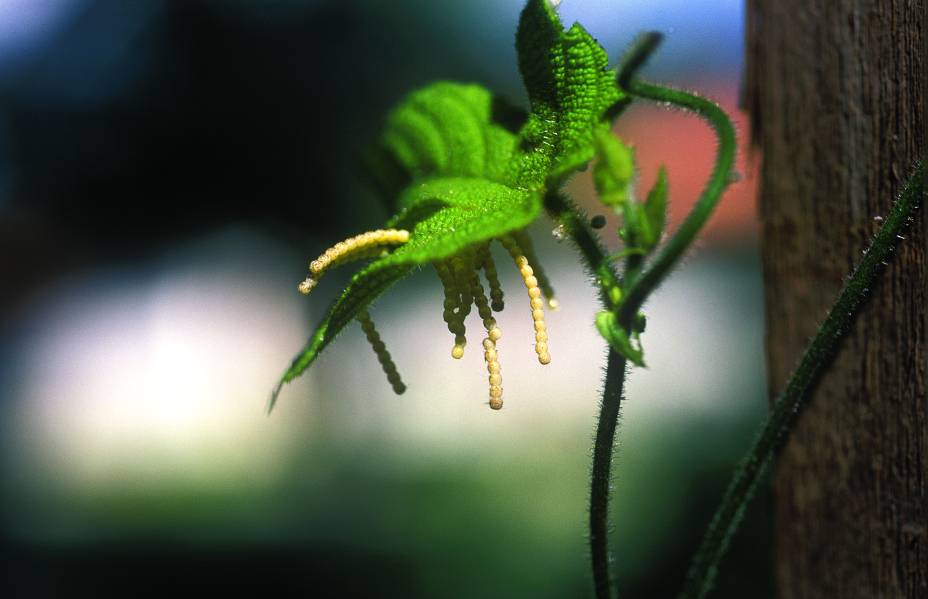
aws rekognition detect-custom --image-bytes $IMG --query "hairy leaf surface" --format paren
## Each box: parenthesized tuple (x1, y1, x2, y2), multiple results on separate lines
(515, 0, 624, 186)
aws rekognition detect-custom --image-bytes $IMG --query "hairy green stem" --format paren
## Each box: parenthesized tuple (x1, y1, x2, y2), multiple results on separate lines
(590, 347, 629, 599)
(617, 32, 664, 92)
(544, 192, 626, 599)
(679, 161, 925, 599)
(618, 81, 736, 321)
(544, 192, 622, 307)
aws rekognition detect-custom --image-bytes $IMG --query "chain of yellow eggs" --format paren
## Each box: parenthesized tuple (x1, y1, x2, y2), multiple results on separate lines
(298, 229, 410, 295)
(298, 229, 557, 410)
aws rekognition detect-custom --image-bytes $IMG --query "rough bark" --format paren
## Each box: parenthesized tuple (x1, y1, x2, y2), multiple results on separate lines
(746, 1, 927, 597)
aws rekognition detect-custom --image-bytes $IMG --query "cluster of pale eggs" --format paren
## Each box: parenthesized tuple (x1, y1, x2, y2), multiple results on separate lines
(298, 228, 557, 410)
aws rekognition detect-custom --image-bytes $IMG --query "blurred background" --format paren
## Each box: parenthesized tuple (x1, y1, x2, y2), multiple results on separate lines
(0, 0, 772, 596)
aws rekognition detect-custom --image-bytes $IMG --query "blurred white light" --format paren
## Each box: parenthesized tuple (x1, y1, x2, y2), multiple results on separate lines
(9, 229, 314, 488)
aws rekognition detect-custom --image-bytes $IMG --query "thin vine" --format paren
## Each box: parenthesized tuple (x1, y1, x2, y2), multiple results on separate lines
(617, 80, 737, 323)
(679, 160, 925, 599)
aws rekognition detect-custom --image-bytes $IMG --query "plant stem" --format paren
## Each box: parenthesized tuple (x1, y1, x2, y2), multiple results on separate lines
(545, 192, 627, 599)
(679, 160, 925, 599)
(616, 32, 664, 91)
(590, 347, 629, 599)
(618, 81, 736, 321)
(544, 192, 622, 308)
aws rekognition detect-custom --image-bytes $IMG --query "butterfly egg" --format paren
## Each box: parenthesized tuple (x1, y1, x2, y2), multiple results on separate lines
(357, 310, 406, 395)
(451, 254, 475, 320)
(298, 277, 318, 295)
(501, 236, 551, 365)
(468, 255, 503, 344)
(453, 254, 482, 358)
(457, 261, 505, 410)
(330, 243, 388, 269)
(435, 260, 468, 357)
(299, 228, 410, 295)
(483, 337, 503, 410)
(512, 230, 558, 309)
(477, 244, 505, 312)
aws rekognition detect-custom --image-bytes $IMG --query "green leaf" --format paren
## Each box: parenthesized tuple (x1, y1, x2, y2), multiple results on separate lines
(371, 2, 625, 197)
(595, 310, 646, 367)
(592, 128, 635, 208)
(388, 177, 542, 264)
(641, 166, 668, 250)
(515, 0, 562, 114)
(269, 262, 413, 413)
(514, 0, 624, 186)
(370, 82, 525, 205)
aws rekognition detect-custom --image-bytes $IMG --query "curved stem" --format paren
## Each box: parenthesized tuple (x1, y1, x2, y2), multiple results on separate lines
(618, 81, 736, 321)
(590, 348, 629, 598)
(679, 161, 925, 599)
(605, 31, 663, 122)
(617, 32, 664, 91)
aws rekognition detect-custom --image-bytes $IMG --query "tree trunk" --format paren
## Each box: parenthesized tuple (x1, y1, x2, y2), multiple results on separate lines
(746, 1, 927, 597)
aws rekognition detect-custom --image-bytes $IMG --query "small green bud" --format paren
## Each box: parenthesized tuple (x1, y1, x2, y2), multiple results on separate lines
(608, 286, 623, 307)
(592, 128, 636, 208)
(595, 310, 645, 367)
(640, 166, 668, 251)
